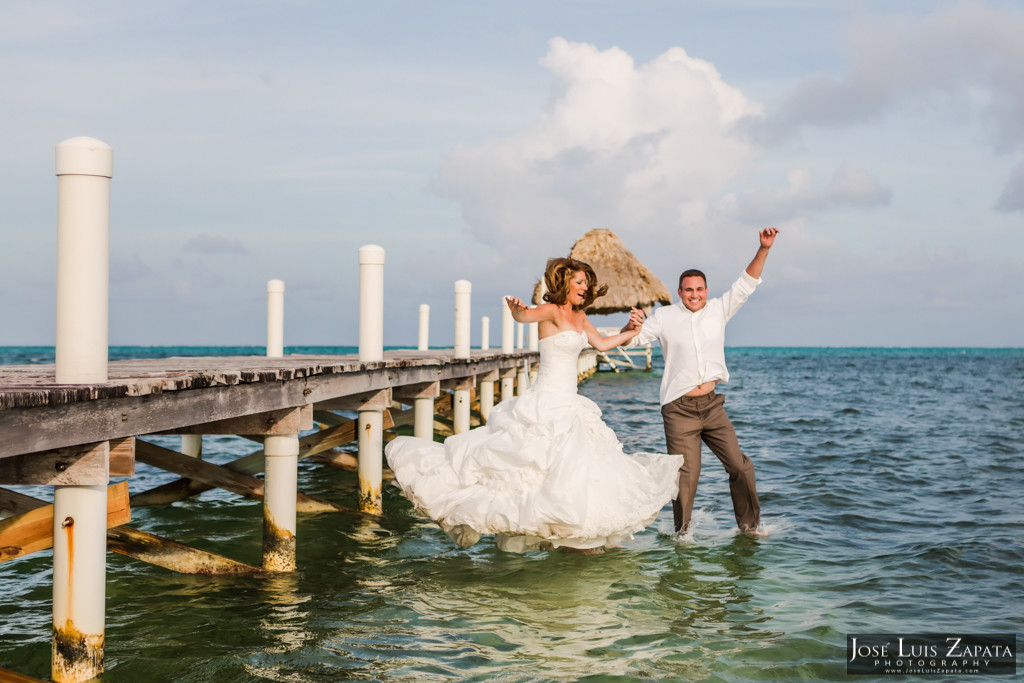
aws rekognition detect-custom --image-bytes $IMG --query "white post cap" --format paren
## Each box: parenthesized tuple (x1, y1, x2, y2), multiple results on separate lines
(56, 137, 113, 178)
(359, 244, 386, 265)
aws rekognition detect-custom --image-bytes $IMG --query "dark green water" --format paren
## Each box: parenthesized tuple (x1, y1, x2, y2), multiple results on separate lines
(1, 347, 1021, 681)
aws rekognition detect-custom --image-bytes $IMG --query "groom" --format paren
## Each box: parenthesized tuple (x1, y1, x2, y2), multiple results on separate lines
(626, 227, 779, 536)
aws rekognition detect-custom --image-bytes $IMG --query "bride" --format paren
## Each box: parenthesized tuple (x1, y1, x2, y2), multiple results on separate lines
(385, 257, 682, 553)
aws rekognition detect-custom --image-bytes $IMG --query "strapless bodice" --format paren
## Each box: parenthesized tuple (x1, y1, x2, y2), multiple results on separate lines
(532, 330, 587, 393)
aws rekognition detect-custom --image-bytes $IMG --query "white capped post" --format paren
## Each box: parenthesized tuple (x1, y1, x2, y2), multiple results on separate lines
(418, 304, 429, 351)
(358, 245, 385, 362)
(267, 279, 285, 358)
(528, 321, 539, 352)
(56, 137, 112, 384)
(414, 304, 433, 438)
(501, 297, 515, 402)
(263, 279, 298, 570)
(454, 280, 471, 358)
(453, 280, 472, 434)
(478, 315, 494, 422)
(517, 322, 524, 350)
(358, 245, 386, 513)
(52, 136, 112, 683)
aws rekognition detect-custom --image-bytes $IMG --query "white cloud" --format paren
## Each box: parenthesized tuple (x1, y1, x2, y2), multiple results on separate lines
(738, 1, 1024, 207)
(432, 38, 763, 257)
(747, 2, 1024, 138)
(731, 165, 890, 224)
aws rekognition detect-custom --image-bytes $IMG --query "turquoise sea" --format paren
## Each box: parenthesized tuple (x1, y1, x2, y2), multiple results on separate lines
(0, 346, 1021, 681)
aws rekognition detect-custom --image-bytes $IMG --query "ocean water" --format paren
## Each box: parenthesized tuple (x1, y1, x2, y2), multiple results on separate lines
(0, 347, 1021, 681)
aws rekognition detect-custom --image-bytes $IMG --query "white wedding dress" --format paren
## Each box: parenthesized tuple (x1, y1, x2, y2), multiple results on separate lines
(385, 330, 682, 553)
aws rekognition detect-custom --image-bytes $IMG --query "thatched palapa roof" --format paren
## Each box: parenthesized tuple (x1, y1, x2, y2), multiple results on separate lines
(532, 228, 671, 315)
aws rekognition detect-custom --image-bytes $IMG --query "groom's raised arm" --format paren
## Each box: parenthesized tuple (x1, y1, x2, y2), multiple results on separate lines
(744, 227, 779, 280)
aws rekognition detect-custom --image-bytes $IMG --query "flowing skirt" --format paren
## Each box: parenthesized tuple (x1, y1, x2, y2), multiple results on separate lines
(386, 387, 681, 553)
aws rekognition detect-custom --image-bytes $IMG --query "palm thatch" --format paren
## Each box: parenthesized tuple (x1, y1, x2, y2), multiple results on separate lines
(532, 228, 671, 315)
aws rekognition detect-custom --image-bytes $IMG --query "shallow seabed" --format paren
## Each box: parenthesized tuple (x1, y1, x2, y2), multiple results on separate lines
(1, 347, 1021, 681)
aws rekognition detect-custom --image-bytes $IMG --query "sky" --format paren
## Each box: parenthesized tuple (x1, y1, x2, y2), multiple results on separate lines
(1, 0, 1022, 348)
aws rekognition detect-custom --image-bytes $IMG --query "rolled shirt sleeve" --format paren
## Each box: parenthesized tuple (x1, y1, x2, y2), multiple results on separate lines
(631, 271, 761, 404)
(721, 271, 762, 322)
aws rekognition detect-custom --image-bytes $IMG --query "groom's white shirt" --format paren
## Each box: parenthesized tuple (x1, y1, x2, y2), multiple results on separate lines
(630, 271, 762, 405)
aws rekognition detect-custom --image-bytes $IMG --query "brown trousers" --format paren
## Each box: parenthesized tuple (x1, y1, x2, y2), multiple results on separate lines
(661, 391, 760, 532)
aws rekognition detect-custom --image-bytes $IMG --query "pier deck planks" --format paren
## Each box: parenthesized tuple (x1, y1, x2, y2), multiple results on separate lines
(0, 349, 538, 459)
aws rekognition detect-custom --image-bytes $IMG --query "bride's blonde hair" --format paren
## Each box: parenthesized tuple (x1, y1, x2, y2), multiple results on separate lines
(542, 257, 608, 311)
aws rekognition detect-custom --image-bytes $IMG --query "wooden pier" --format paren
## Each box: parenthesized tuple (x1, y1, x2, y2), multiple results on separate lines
(0, 135, 606, 682)
(0, 348, 562, 678)
(0, 348, 548, 528)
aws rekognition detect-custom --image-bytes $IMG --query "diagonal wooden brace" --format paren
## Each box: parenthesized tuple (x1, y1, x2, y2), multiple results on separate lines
(132, 440, 377, 517)
(130, 410, 394, 506)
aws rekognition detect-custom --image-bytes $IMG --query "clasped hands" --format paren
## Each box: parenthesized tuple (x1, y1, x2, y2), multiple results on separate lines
(624, 307, 645, 332)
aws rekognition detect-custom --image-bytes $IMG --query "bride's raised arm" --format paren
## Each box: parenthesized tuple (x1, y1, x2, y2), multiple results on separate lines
(505, 296, 557, 324)
(582, 313, 639, 352)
